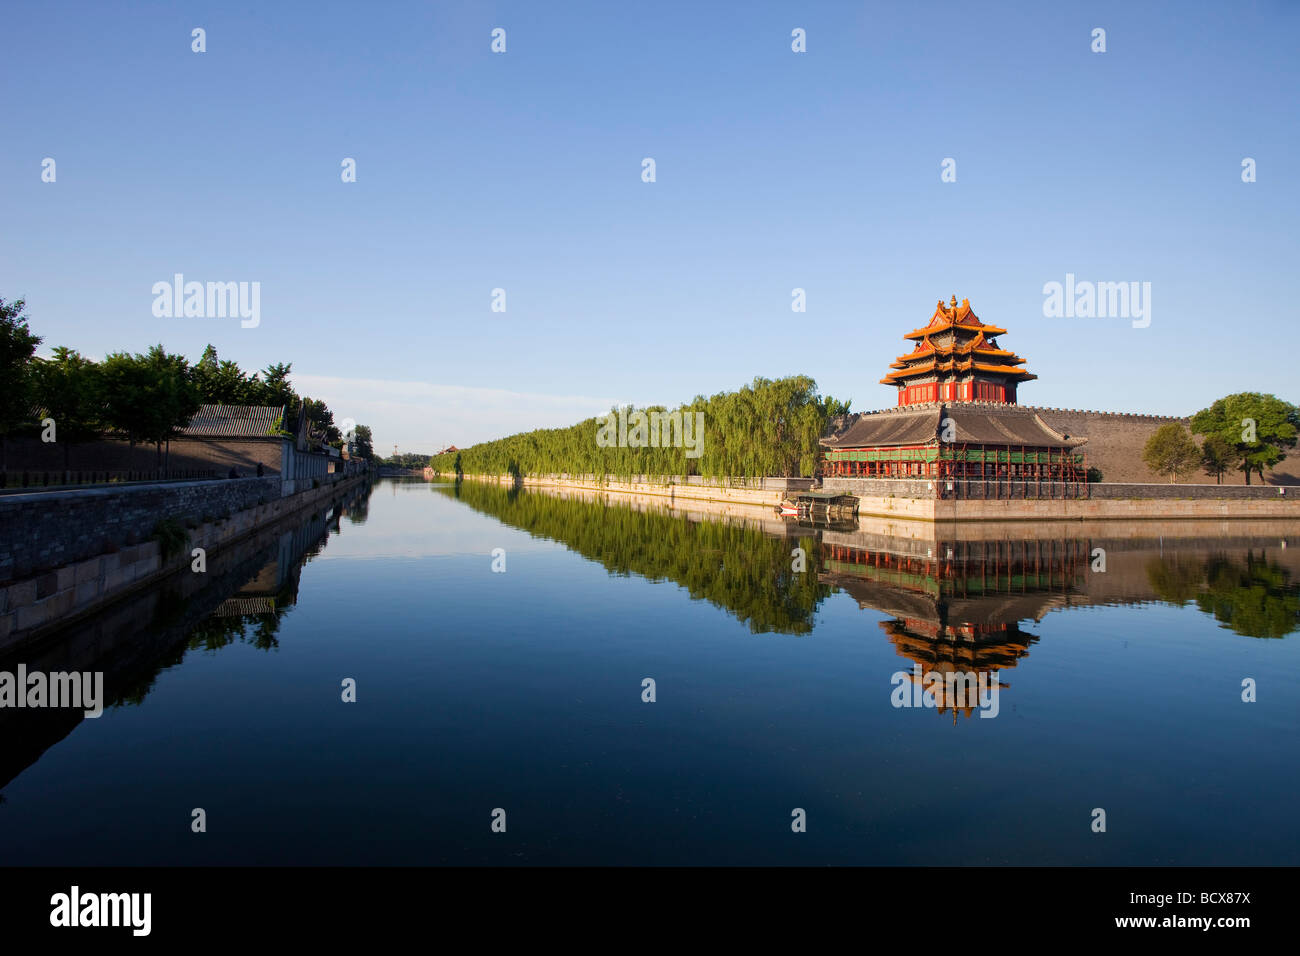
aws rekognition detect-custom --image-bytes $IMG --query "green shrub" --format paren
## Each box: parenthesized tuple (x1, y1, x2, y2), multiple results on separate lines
(151, 517, 190, 560)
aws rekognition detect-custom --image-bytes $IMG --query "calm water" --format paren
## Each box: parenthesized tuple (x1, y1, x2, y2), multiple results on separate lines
(1, 478, 1297, 865)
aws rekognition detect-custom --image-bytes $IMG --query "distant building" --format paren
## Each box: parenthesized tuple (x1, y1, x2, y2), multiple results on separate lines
(822, 297, 1087, 493)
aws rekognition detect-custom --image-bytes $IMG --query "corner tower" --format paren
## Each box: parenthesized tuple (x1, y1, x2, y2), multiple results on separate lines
(882, 296, 1037, 406)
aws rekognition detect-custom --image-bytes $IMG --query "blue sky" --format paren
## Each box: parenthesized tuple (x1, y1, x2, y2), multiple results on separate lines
(2, 0, 1297, 453)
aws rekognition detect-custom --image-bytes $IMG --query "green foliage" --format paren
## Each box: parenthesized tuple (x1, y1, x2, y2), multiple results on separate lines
(441, 480, 832, 634)
(31, 347, 101, 464)
(1197, 554, 1300, 639)
(300, 396, 340, 444)
(151, 517, 191, 560)
(1147, 551, 1300, 638)
(99, 345, 202, 460)
(187, 609, 286, 653)
(0, 297, 42, 438)
(1142, 423, 1200, 483)
(0, 307, 351, 458)
(352, 424, 374, 460)
(1085, 466, 1104, 483)
(1199, 434, 1235, 485)
(1145, 555, 1204, 604)
(382, 452, 429, 468)
(192, 348, 347, 448)
(257, 362, 297, 416)
(1191, 392, 1300, 485)
(429, 375, 848, 479)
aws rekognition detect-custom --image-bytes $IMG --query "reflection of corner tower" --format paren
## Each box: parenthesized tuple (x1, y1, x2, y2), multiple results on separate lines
(821, 537, 1091, 720)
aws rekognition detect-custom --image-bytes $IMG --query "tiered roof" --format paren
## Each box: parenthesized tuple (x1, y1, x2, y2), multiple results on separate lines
(820, 403, 1086, 450)
(880, 295, 1036, 387)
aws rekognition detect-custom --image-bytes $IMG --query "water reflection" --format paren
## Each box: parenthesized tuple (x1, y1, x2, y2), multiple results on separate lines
(6, 480, 1297, 790)
(0, 482, 373, 788)
(437, 479, 830, 634)
(1148, 551, 1300, 639)
(2, 478, 1295, 864)
(440, 481, 1300, 643)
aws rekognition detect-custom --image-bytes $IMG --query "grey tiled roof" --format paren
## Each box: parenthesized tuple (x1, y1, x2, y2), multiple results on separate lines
(821, 403, 1086, 449)
(182, 404, 286, 438)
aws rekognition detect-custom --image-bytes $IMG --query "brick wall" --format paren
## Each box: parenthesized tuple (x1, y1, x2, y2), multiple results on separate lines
(1022, 407, 1181, 483)
(1030, 406, 1300, 486)
(0, 477, 281, 583)
(0, 474, 368, 648)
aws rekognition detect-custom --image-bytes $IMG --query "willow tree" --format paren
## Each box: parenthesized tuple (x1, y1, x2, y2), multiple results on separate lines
(429, 375, 850, 480)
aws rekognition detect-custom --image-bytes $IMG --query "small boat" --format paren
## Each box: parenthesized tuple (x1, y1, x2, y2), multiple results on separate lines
(776, 492, 859, 522)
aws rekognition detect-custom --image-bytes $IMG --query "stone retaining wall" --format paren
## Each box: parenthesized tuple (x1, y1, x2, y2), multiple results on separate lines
(459, 473, 1300, 522)
(0, 477, 282, 584)
(853, 495, 1300, 522)
(1090, 483, 1292, 499)
(0, 474, 366, 649)
(462, 474, 806, 508)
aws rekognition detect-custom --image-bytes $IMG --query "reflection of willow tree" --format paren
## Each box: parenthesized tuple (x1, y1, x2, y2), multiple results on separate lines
(1146, 552, 1300, 638)
(443, 482, 831, 634)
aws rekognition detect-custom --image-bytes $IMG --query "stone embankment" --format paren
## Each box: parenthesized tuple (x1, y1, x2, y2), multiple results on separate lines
(0, 473, 367, 649)
(457, 473, 1300, 523)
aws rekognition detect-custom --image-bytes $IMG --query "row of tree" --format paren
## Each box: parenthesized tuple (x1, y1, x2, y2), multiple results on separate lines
(1142, 392, 1298, 483)
(381, 452, 433, 469)
(0, 297, 373, 470)
(428, 375, 852, 480)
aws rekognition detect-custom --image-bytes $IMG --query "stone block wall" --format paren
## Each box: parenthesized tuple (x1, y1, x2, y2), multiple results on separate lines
(1029, 406, 1300, 486)
(1090, 482, 1292, 499)
(0, 473, 365, 648)
(0, 477, 281, 583)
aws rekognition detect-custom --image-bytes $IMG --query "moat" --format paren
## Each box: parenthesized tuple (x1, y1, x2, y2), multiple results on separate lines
(0, 478, 1296, 865)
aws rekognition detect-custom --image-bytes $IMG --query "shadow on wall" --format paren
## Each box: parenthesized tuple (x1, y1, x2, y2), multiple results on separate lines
(1, 436, 282, 475)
